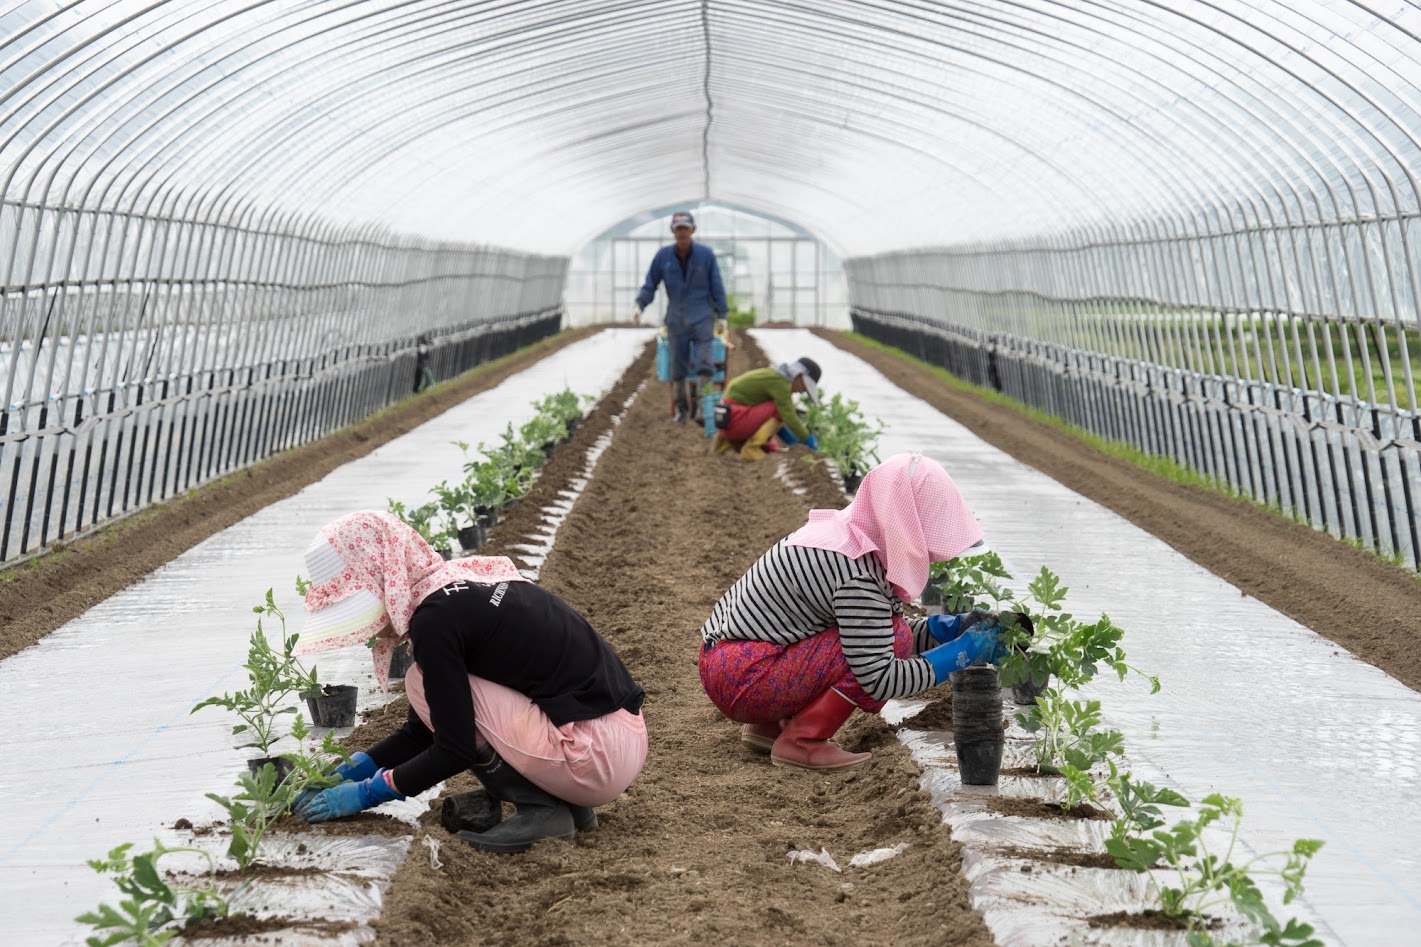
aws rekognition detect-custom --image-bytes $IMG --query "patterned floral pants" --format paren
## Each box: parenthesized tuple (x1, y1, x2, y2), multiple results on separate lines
(698, 615, 914, 723)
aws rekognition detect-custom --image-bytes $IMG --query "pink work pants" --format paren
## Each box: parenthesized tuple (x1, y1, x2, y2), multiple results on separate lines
(405, 665, 647, 808)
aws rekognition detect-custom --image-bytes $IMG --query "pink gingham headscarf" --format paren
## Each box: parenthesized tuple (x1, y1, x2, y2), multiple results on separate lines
(786, 453, 982, 601)
(294, 510, 525, 686)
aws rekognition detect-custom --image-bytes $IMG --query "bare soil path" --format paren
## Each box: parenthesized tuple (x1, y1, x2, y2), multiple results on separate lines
(819, 330, 1421, 694)
(369, 333, 996, 947)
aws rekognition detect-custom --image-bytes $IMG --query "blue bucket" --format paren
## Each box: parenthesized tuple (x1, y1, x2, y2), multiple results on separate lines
(656, 332, 671, 382)
(703, 390, 720, 437)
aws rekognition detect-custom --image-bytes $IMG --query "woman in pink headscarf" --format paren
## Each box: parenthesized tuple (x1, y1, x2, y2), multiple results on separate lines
(290, 511, 647, 853)
(698, 453, 1009, 771)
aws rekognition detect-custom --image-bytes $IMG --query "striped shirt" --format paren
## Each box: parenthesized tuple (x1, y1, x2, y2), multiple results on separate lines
(700, 540, 937, 701)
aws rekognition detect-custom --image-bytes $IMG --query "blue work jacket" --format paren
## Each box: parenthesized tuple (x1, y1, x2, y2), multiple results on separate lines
(635, 242, 728, 328)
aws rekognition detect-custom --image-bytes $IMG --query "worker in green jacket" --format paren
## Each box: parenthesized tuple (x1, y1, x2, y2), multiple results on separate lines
(710, 358, 822, 461)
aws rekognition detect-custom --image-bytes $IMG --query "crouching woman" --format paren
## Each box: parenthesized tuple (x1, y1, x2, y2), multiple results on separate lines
(290, 511, 647, 852)
(698, 453, 1008, 770)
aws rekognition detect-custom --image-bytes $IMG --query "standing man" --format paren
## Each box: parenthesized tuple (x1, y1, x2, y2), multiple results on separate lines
(633, 211, 728, 424)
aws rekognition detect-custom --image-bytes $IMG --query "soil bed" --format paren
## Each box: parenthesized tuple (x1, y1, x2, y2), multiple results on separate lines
(358, 331, 995, 946)
(820, 330, 1421, 693)
(0, 328, 599, 662)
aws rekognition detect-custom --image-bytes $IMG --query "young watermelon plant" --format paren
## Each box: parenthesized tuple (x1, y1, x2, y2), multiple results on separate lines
(802, 390, 884, 488)
(1106, 788, 1325, 946)
(78, 840, 227, 946)
(387, 498, 454, 552)
(190, 590, 319, 760)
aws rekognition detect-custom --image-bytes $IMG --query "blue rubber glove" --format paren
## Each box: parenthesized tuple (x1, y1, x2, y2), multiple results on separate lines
(925, 608, 994, 644)
(803, 433, 819, 451)
(777, 425, 799, 446)
(292, 751, 377, 810)
(293, 768, 405, 823)
(923, 625, 1007, 683)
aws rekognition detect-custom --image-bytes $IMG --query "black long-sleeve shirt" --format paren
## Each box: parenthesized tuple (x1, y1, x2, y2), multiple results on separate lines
(367, 580, 644, 796)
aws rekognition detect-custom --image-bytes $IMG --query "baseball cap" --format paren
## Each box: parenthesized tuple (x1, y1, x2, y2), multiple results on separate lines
(670, 211, 696, 230)
(795, 356, 821, 403)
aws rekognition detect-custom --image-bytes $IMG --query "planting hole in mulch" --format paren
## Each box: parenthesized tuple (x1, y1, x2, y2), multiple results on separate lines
(1087, 909, 1221, 931)
(180, 913, 356, 940)
(999, 765, 1059, 779)
(269, 810, 411, 839)
(982, 796, 1112, 821)
(893, 695, 954, 732)
(996, 846, 1138, 870)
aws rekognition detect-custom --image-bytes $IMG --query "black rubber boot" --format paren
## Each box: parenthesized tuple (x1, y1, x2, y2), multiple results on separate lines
(458, 749, 576, 853)
(440, 789, 502, 834)
(570, 805, 598, 832)
(672, 380, 689, 424)
(443, 789, 596, 834)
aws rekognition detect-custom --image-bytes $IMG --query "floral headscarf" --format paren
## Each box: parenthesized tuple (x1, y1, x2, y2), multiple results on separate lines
(785, 453, 982, 601)
(294, 510, 525, 686)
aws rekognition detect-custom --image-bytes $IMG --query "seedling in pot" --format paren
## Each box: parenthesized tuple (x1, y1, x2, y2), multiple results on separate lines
(190, 591, 319, 759)
(1106, 791, 1325, 946)
(801, 391, 884, 488)
(78, 840, 227, 946)
(388, 498, 455, 552)
(519, 413, 568, 453)
(460, 457, 511, 515)
(205, 715, 349, 870)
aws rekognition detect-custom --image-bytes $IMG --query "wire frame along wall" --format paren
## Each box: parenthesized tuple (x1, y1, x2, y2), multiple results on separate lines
(848, 228, 1421, 570)
(0, 203, 566, 565)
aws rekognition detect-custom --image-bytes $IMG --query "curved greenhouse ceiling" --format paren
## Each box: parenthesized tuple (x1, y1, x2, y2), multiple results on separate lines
(3, 0, 1419, 256)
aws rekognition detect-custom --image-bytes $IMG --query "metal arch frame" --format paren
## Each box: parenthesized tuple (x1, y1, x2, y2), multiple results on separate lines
(710, 5, 1265, 230)
(8, 0, 1421, 254)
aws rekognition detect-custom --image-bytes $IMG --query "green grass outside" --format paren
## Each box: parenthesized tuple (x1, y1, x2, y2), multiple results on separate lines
(1019, 306, 1421, 409)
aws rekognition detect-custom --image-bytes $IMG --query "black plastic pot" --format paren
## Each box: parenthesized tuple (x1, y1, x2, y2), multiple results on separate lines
(440, 789, 503, 834)
(540, 440, 557, 459)
(921, 585, 944, 609)
(457, 523, 485, 553)
(951, 666, 1005, 785)
(387, 640, 413, 681)
(842, 467, 864, 494)
(1011, 673, 1051, 706)
(305, 684, 358, 728)
(474, 505, 498, 528)
(437, 548, 453, 561)
(247, 756, 295, 784)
